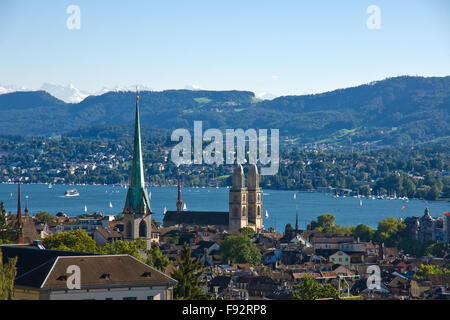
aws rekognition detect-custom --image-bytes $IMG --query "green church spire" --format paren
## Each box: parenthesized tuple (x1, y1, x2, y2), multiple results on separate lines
(124, 88, 151, 215)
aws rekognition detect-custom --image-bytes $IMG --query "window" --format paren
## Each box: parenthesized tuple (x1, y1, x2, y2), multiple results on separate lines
(147, 296, 154, 300)
(139, 220, 147, 238)
(105, 298, 113, 300)
(123, 297, 137, 300)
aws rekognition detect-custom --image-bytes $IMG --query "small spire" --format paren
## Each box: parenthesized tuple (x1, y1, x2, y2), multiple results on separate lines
(15, 169, 24, 244)
(24, 195, 29, 216)
(176, 175, 183, 214)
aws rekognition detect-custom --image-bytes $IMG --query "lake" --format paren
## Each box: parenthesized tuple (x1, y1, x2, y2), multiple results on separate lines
(1, 183, 449, 232)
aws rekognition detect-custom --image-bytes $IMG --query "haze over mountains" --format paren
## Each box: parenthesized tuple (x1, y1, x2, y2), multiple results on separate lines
(0, 76, 449, 149)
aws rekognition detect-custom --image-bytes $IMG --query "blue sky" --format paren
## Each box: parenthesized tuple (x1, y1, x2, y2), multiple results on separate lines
(0, 0, 449, 96)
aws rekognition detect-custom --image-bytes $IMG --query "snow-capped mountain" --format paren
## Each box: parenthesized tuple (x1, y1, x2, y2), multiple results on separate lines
(184, 84, 207, 91)
(95, 84, 154, 94)
(39, 83, 89, 103)
(256, 92, 277, 100)
(0, 84, 29, 95)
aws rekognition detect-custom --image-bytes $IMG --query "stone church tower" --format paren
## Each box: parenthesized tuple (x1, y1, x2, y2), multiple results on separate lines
(123, 90, 152, 249)
(247, 164, 263, 232)
(229, 164, 248, 231)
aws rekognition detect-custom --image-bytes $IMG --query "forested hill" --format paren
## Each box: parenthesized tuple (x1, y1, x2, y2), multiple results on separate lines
(0, 76, 448, 148)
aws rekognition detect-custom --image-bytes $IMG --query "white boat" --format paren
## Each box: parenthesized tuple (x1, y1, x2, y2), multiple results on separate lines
(84, 205, 88, 213)
(360, 200, 363, 207)
(183, 203, 187, 211)
(163, 207, 167, 214)
(64, 189, 80, 197)
(109, 202, 113, 208)
(48, 183, 53, 189)
(293, 193, 296, 200)
(265, 211, 269, 219)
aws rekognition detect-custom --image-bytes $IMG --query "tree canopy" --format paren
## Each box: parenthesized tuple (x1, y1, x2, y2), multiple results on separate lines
(219, 234, 262, 265)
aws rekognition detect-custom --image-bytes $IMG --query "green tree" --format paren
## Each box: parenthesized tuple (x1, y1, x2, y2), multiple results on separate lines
(146, 246, 171, 272)
(35, 211, 57, 223)
(219, 235, 262, 265)
(414, 264, 450, 281)
(374, 217, 406, 246)
(310, 214, 336, 231)
(114, 213, 124, 221)
(239, 227, 256, 238)
(171, 243, 211, 300)
(0, 201, 18, 244)
(352, 224, 376, 242)
(42, 229, 101, 253)
(102, 238, 146, 260)
(0, 250, 17, 300)
(292, 275, 338, 300)
(283, 223, 294, 240)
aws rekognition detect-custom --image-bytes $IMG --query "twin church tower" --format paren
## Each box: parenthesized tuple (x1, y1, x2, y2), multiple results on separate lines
(229, 164, 263, 232)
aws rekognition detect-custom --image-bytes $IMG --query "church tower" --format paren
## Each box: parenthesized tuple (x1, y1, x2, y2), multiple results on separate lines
(176, 176, 183, 213)
(15, 172, 24, 244)
(247, 164, 263, 232)
(229, 164, 248, 231)
(123, 89, 152, 249)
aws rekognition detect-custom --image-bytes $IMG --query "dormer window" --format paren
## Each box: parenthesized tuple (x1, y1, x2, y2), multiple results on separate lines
(100, 273, 112, 280)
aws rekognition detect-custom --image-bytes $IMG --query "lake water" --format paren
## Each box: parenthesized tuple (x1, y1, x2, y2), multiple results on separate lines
(1, 183, 449, 231)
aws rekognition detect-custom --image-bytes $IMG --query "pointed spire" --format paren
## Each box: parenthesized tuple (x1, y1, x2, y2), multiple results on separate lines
(15, 169, 24, 244)
(176, 175, 183, 214)
(24, 195, 29, 216)
(123, 88, 151, 215)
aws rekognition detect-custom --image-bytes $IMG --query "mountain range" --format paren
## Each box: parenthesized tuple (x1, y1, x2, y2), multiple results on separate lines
(0, 76, 448, 149)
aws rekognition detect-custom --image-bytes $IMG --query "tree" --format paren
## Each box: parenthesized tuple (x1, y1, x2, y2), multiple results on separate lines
(291, 275, 338, 300)
(239, 227, 256, 238)
(0, 201, 18, 244)
(219, 235, 262, 265)
(0, 250, 17, 300)
(42, 229, 101, 253)
(114, 213, 124, 221)
(283, 223, 294, 240)
(352, 224, 376, 242)
(414, 264, 450, 281)
(35, 211, 57, 223)
(311, 214, 336, 231)
(146, 246, 171, 272)
(171, 243, 211, 300)
(103, 238, 146, 260)
(374, 217, 406, 246)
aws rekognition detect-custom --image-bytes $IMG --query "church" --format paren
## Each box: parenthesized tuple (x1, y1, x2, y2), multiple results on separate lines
(122, 89, 264, 240)
(163, 164, 264, 233)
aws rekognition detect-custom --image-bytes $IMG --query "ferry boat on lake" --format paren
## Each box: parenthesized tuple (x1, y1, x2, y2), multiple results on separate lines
(64, 189, 80, 197)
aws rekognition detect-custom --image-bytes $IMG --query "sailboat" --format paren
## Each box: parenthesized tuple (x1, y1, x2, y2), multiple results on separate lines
(84, 205, 88, 213)
(109, 202, 113, 208)
(163, 207, 167, 214)
(293, 193, 296, 200)
(183, 203, 187, 211)
(48, 183, 52, 189)
(265, 210, 269, 219)
(360, 199, 363, 207)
